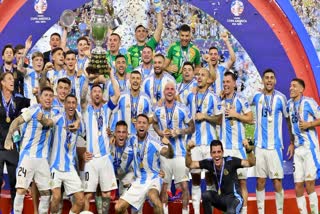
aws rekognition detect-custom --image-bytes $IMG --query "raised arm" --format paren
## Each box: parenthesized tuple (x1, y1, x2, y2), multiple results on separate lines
(185, 141, 200, 169)
(221, 32, 236, 70)
(153, 11, 163, 43)
(109, 69, 120, 104)
(4, 116, 26, 150)
(37, 112, 54, 127)
(17, 35, 33, 74)
(241, 139, 256, 167)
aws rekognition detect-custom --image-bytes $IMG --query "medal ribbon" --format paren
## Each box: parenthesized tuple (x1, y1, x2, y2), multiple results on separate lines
(76, 56, 87, 71)
(3, 66, 13, 73)
(213, 159, 225, 195)
(153, 77, 162, 101)
(130, 93, 140, 119)
(115, 74, 127, 92)
(95, 109, 103, 131)
(64, 113, 75, 147)
(1, 92, 15, 120)
(195, 89, 209, 113)
(264, 91, 275, 116)
(139, 136, 148, 163)
(294, 96, 304, 120)
(178, 79, 195, 95)
(165, 102, 176, 129)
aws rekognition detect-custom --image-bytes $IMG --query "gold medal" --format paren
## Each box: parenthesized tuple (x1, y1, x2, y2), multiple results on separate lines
(153, 98, 157, 105)
(132, 118, 137, 123)
(6, 116, 11, 123)
(98, 131, 102, 136)
(230, 119, 234, 126)
(67, 143, 71, 150)
(218, 189, 221, 195)
(139, 162, 144, 168)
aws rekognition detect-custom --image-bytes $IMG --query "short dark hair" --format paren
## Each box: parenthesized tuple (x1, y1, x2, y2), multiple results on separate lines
(51, 47, 64, 56)
(64, 50, 76, 58)
(65, 94, 77, 102)
(262, 68, 276, 78)
(50, 33, 61, 39)
(210, 140, 224, 152)
(135, 24, 146, 32)
(137, 114, 149, 122)
(110, 33, 121, 41)
(154, 53, 165, 60)
(115, 54, 126, 61)
(224, 71, 237, 81)
(209, 46, 219, 52)
(179, 24, 191, 32)
(291, 78, 305, 89)
(77, 36, 89, 45)
(14, 44, 25, 53)
(142, 45, 153, 52)
(57, 77, 71, 87)
(40, 86, 54, 95)
(116, 120, 128, 129)
(2, 44, 15, 56)
(182, 61, 194, 70)
(91, 83, 103, 91)
(131, 70, 142, 76)
(32, 51, 44, 60)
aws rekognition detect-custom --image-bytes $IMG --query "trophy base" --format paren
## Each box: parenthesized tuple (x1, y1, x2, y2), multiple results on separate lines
(92, 46, 107, 55)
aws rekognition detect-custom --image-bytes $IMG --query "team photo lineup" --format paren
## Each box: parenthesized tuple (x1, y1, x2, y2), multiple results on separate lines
(0, 1, 320, 214)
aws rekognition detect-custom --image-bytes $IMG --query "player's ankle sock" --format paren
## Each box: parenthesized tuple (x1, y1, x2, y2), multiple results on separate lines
(241, 206, 247, 214)
(101, 196, 110, 214)
(163, 203, 169, 214)
(296, 195, 307, 214)
(256, 189, 265, 214)
(14, 194, 25, 214)
(182, 207, 189, 214)
(38, 195, 50, 214)
(95, 196, 102, 214)
(275, 189, 284, 213)
(308, 192, 318, 214)
(191, 185, 201, 214)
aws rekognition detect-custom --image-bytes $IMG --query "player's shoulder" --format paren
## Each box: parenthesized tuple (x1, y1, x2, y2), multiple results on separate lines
(274, 90, 287, 100)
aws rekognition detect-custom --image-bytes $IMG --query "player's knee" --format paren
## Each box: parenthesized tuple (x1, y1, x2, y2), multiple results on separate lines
(257, 178, 266, 189)
(114, 202, 125, 213)
(75, 193, 85, 209)
(16, 188, 27, 195)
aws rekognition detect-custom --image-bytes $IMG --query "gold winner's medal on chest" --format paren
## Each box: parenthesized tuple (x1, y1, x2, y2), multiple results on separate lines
(139, 162, 144, 168)
(132, 118, 137, 124)
(6, 116, 11, 123)
(218, 189, 221, 195)
(67, 143, 71, 150)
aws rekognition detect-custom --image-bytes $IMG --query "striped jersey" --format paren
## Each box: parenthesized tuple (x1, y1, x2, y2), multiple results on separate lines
(104, 77, 130, 101)
(142, 73, 176, 106)
(52, 97, 64, 113)
(251, 90, 288, 149)
(116, 91, 152, 134)
(19, 104, 59, 161)
(23, 68, 40, 105)
(176, 79, 198, 105)
(76, 56, 89, 73)
(153, 101, 192, 157)
(120, 134, 165, 183)
(82, 100, 117, 157)
(220, 93, 251, 149)
(110, 138, 133, 177)
(210, 64, 226, 95)
(287, 96, 320, 149)
(186, 90, 222, 146)
(134, 64, 154, 80)
(49, 113, 80, 172)
(46, 69, 67, 90)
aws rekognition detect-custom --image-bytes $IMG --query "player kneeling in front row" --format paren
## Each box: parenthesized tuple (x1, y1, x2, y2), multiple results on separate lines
(186, 139, 255, 214)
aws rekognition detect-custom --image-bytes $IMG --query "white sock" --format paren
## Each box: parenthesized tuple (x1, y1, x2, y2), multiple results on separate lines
(296, 195, 307, 214)
(14, 194, 25, 214)
(275, 189, 284, 214)
(191, 185, 201, 214)
(182, 207, 189, 214)
(38, 195, 51, 214)
(163, 203, 169, 214)
(241, 206, 247, 214)
(256, 189, 265, 214)
(308, 192, 318, 214)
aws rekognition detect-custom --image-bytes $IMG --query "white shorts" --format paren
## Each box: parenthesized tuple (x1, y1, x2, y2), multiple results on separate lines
(76, 136, 86, 148)
(121, 177, 162, 210)
(224, 148, 248, 179)
(293, 146, 320, 183)
(83, 154, 117, 192)
(160, 156, 189, 185)
(50, 167, 83, 196)
(190, 145, 211, 173)
(118, 171, 135, 195)
(255, 147, 284, 179)
(16, 156, 51, 191)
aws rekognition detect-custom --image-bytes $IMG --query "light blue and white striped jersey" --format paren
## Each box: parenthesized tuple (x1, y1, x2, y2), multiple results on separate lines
(104, 77, 130, 101)
(153, 101, 192, 157)
(23, 68, 40, 105)
(176, 79, 198, 105)
(220, 93, 251, 150)
(210, 64, 226, 95)
(110, 138, 133, 177)
(186, 90, 222, 146)
(46, 69, 67, 90)
(251, 90, 288, 149)
(116, 91, 152, 134)
(134, 64, 154, 80)
(287, 96, 320, 149)
(120, 134, 165, 183)
(59, 73, 87, 111)
(76, 56, 89, 72)
(52, 97, 64, 113)
(49, 113, 80, 172)
(19, 104, 59, 162)
(82, 100, 117, 157)
(142, 73, 176, 106)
